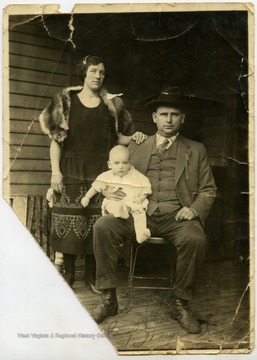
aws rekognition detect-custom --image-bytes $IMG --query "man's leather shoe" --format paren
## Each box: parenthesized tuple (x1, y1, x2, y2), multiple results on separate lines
(171, 297, 201, 334)
(93, 288, 118, 324)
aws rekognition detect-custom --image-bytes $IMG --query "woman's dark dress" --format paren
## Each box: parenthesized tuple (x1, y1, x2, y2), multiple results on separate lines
(51, 94, 116, 254)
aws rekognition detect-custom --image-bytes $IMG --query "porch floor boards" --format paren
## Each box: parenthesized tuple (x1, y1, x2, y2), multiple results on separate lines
(73, 260, 250, 354)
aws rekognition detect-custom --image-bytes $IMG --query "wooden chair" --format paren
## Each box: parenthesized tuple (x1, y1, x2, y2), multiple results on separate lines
(126, 236, 176, 310)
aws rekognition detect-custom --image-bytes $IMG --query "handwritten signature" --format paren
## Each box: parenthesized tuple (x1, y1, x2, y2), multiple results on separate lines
(102, 292, 218, 349)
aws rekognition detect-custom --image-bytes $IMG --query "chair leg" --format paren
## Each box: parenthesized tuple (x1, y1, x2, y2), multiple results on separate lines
(169, 245, 176, 288)
(126, 275, 133, 312)
(126, 240, 175, 310)
(125, 243, 136, 311)
(126, 243, 146, 311)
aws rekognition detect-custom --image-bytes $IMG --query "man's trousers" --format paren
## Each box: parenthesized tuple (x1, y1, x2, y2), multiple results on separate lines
(93, 211, 207, 300)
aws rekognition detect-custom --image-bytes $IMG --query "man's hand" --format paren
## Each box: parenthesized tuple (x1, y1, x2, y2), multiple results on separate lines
(51, 172, 63, 193)
(175, 207, 198, 221)
(131, 131, 148, 144)
(102, 186, 126, 201)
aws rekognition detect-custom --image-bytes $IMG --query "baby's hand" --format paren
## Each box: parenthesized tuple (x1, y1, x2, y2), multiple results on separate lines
(81, 196, 90, 207)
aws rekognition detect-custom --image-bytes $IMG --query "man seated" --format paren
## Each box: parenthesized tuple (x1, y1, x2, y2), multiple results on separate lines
(92, 86, 217, 334)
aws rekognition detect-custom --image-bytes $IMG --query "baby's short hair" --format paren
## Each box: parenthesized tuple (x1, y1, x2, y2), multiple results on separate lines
(109, 145, 131, 161)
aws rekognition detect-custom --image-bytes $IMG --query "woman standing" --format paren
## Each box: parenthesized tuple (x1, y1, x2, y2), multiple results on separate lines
(40, 56, 146, 290)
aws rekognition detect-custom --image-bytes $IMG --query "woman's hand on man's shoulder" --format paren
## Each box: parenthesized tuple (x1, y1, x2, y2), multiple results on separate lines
(131, 131, 148, 144)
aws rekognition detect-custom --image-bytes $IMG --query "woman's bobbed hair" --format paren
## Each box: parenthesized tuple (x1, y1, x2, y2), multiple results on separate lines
(77, 55, 105, 79)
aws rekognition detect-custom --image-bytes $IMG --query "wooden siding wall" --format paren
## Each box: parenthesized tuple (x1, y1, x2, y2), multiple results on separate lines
(200, 113, 228, 167)
(9, 19, 229, 197)
(9, 20, 72, 196)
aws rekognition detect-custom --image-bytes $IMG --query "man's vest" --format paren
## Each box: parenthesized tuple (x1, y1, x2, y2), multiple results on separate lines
(146, 141, 181, 215)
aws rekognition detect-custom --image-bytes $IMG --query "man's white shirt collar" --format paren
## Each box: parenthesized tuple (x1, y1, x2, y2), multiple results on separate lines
(156, 133, 179, 149)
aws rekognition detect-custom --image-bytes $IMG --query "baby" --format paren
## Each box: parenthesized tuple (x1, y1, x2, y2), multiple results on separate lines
(81, 145, 152, 243)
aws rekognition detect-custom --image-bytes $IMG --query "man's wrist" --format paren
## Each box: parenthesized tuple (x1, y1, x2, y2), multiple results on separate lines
(189, 207, 198, 217)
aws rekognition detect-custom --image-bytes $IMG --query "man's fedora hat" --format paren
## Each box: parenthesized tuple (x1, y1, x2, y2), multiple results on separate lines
(146, 86, 190, 111)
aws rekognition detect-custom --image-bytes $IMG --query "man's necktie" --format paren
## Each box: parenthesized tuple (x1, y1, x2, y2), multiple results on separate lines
(157, 138, 169, 154)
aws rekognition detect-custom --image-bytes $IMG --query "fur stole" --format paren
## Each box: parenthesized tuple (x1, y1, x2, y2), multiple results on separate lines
(39, 86, 134, 143)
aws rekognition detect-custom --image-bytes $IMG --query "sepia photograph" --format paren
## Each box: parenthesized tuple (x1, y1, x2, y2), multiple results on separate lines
(1, 2, 254, 357)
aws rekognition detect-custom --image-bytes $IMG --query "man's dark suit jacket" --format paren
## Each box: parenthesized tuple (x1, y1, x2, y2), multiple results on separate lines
(128, 134, 217, 226)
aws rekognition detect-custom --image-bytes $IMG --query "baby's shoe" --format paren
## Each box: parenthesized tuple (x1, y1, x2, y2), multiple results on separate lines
(136, 228, 151, 244)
